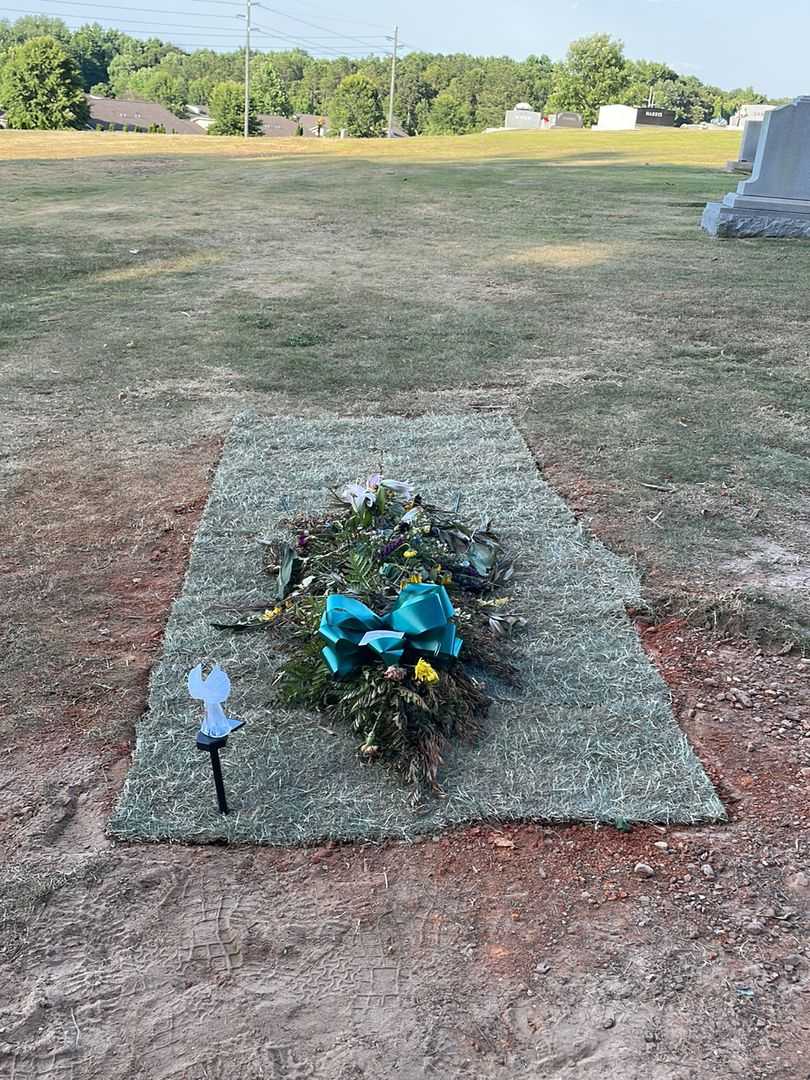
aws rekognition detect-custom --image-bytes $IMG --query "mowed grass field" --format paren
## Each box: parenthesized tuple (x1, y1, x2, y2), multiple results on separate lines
(1, 126, 808, 746)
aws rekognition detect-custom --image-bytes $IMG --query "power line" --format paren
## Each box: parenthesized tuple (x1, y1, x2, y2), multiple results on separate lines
(0, 7, 242, 29)
(0, 5, 391, 48)
(0, 5, 410, 57)
(0, 0, 393, 34)
(265, 1, 389, 30)
(251, 24, 391, 57)
(2, 0, 243, 19)
(254, 3, 393, 50)
(1, 2, 394, 44)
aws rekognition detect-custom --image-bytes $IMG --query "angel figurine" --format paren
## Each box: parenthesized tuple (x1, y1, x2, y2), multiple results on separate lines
(187, 663, 244, 740)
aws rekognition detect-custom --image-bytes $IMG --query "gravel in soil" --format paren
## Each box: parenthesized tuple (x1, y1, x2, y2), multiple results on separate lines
(1, 440, 808, 1080)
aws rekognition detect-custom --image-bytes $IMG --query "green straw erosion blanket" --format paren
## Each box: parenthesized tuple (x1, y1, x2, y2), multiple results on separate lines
(109, 413, 724, 843)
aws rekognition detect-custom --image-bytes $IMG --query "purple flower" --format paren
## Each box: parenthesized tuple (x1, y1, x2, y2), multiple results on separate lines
(380, 536, 405, 558)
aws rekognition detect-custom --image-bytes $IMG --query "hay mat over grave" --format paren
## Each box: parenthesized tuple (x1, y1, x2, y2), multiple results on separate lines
(109, 413, 724, 843)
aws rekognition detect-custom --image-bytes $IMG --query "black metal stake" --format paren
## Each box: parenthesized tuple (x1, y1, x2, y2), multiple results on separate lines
(196, 731, 231, 815)
(209, 746, 229, 814)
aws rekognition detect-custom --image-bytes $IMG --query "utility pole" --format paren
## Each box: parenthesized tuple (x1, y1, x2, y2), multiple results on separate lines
(243, 0, 253, 138)
(387, 24, 398, 138)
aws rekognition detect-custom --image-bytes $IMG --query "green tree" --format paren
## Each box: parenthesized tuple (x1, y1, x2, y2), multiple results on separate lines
(267, 48, 309, 89)
(422, 90, 473, 135)
(1, 14, 71, 49)
(0, 35, 88, 129)
(127, 66, 186, 113)
(547, 33, 629, 126)
(107, 37, 176, 97)
(524, 53, 554, 112)
(70, 22, 125, 90)
(188, 76, 215, 106)
(392, 50, 435, 133)
(251, 56, 291, 115)
(653, 76, 715, 125)
(328, 72, 384, 137)
(209, 79, 259, 135)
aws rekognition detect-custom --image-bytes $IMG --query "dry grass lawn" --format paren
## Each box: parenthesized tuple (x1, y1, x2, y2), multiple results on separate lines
(1, 126, 809, 1080)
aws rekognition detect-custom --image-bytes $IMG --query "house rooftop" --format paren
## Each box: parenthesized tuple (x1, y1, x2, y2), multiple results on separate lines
(86, 96, 201, 135)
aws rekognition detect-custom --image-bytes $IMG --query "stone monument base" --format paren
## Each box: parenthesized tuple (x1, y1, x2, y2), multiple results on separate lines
(702, 192, 810, 238)
(724, 159, 754, 174)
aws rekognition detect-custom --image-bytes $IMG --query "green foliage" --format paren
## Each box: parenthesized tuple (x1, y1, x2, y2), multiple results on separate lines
(547, 33, 629, 126)
(280, 651, 487, 791)
(224, 481, 522, 791)
(251, 56, 291, 116)
(69, 22, 125, 90)
(188, 75, 215, 107)
(106, 38, 179, 98)
(0, 15, 71, 53)
(328, 72, 385, 137)
(0, 35, 88, 130)
(421, 90, 473, 135)
(0, 17, 779, 135)
(209, 79, 260, 135)
(126, 66, 186, 114)
(652, 76, 716, 125)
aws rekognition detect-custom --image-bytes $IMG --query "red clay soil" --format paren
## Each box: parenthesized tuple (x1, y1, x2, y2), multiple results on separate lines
(1, 439, 808, 1080)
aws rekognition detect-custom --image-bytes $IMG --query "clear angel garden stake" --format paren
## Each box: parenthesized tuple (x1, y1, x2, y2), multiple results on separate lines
(187, 663, 244, 815)
(187, 663, 244, 741)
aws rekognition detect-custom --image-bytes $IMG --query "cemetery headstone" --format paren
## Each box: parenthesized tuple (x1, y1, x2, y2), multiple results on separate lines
(594, 105, 675, 130)
(548, 111, 583, 128)
(729, 103, 777, 128)
(594, 104, 639, 130)
(725, 119, 763, 173)
(635, 107, 676, 127)
(702, 96, 810, 238)
(504, 102, 543, 130)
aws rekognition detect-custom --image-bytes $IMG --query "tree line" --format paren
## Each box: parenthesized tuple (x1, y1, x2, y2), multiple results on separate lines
(0, 16, 780, 136)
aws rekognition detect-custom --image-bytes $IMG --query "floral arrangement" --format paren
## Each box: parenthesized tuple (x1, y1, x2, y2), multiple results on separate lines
(217, 473, 523, 795)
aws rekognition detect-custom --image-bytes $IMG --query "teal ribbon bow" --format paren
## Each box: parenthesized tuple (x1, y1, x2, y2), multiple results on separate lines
(319, 583, 463, 678)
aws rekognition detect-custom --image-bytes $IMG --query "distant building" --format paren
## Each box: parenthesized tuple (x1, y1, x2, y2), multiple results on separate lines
(594, 104, 676, 130)
(186, 104, 214, 132)
(258, 113, 329, 137)
(86, 96, 201, 134)
(3, 97, 405, 139)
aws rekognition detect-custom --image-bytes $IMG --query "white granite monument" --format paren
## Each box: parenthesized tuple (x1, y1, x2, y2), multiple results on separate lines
(725, 118, 763, 173)
(702, 96, 810, 238)
(729, 103, 777, 128)
(504, 102, 543, 130)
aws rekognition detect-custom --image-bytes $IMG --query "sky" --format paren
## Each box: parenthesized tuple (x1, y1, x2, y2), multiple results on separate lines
(2, 0, 806, 98)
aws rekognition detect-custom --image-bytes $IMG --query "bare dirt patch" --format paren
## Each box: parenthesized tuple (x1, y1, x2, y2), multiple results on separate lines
(1, 435, 808, 1078)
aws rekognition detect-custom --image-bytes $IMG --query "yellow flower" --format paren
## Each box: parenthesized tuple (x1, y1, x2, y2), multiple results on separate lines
(414, 658, 440, 684)
(260, 606, 282, 621)
(406, 572, 422, 584)
(403, 549, 418, 559)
